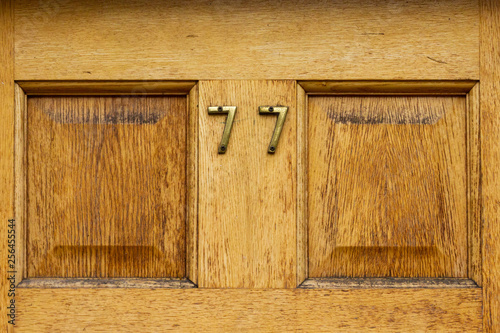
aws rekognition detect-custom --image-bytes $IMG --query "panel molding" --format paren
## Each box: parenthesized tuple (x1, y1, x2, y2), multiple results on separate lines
(299, 278, 479, 289)
(297, 81, 481, 286)
(14, 84, 27, 285)
(13, 81, 198, 285)
(16, 80, 196, 95)
(299, 80, 477, 95)
(18, 278, 196, 289)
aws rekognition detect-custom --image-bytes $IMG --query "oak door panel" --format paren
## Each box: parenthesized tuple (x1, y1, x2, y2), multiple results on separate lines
(27, 96, 187, 278)
(198, 80, 296, 288)
(308, 96, 467, 278)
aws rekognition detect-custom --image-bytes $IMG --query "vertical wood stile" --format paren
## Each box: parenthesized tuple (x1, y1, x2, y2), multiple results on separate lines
(0, 0, 14, 331)
(480, 0, 500, 331)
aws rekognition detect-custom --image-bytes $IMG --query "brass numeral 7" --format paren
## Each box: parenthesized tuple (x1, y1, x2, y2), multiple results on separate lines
(259, 106, 288, 154)
(208, 106, 237, 154)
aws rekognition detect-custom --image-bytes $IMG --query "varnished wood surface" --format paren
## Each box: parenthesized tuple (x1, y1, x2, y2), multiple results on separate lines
(467, 83, 482, 286)
(17, 81, 196, 95)
(186, 85, 199, 284)
(480, 0, 500, 331)
(308, 96, 467, 278)
(14, 84, 27, 285)
(14, 0, 478, 81)
(16, 288, 482, 332)
(198, 80, 296, 288)
(300, 80, 477, 95)
(27, 96, 187, 278)
(0, 1, 14, 332)
(296, 84, 308, 285)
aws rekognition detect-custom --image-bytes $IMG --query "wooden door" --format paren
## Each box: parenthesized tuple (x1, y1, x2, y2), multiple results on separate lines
(2, 0, 500, 332)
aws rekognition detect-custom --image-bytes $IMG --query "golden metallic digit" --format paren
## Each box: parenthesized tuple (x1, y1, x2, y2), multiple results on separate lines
(259, 106, 288, 154)
(208, 106, 237, 154)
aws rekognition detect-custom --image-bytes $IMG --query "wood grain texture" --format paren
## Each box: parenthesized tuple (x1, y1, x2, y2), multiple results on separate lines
(16, 288, 482, 332)
(27, 96, 187, 278)
(300, 80, 477, 95)
(17, 81, 196, 95)
(296, 83, 307, 286)
(186, 85, 199, 284)
(480, 0, 500, 331)
(14, 0, 479, 81)
(308, 96, 467, 278)
(0, 0, 14, 331)
(198, 80, 296, 288)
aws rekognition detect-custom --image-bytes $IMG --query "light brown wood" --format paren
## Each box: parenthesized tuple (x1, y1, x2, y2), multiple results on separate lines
(198, 80, 296, 288)
(480, 1, 500, 331)
(16, 81, 196, 95)
(27, 96, 187, 278)
(14, 84, 27, 286)
(186, 85, 199, 285)
(19, 278, 196, 289)
(300, 278, 479, 289)
(16, 288, 482, 332)
(0, 0, 14, 331)
(308, 96, 467, 278)
(296, 83, 308, 286)
(467, 83, 482, 286)
(14, 0, 479, 81)
(300, 80, 477, 95)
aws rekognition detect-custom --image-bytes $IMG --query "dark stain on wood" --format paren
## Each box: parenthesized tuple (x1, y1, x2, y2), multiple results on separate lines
(19, 278, 197, 289)
(299, 278, 479, 289)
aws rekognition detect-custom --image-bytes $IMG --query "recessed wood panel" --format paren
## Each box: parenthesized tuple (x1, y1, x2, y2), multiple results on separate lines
(14, 0, 478, 81)
(198, 80, 296, 288)
(308, 96, 467, 278)
(27, 96, 187, 278)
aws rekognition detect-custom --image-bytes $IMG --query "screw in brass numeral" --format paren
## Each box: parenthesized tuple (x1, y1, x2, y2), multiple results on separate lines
(208, 106, 237, 154)
(259, 106, 288, 154)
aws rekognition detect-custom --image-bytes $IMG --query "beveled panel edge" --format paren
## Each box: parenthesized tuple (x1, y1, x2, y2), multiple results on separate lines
(16, 85, 197, 285)
(14, 83, 27, 286)
(186, 83, 199, 285)
(299, 80, 477, 95)
(16, 80, 197, 95)
(467, 82, 482, 287)
(299, 84, 482, 286)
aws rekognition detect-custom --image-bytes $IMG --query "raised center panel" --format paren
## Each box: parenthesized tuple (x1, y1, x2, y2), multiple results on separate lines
(307, 95, 467, 278)
(26, 95, 187, 278)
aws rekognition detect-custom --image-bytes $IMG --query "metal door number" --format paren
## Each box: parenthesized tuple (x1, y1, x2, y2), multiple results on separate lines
(208, 105, 288, 154)
(208, 106, 237, 154)
(259, 106, 288, 154)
